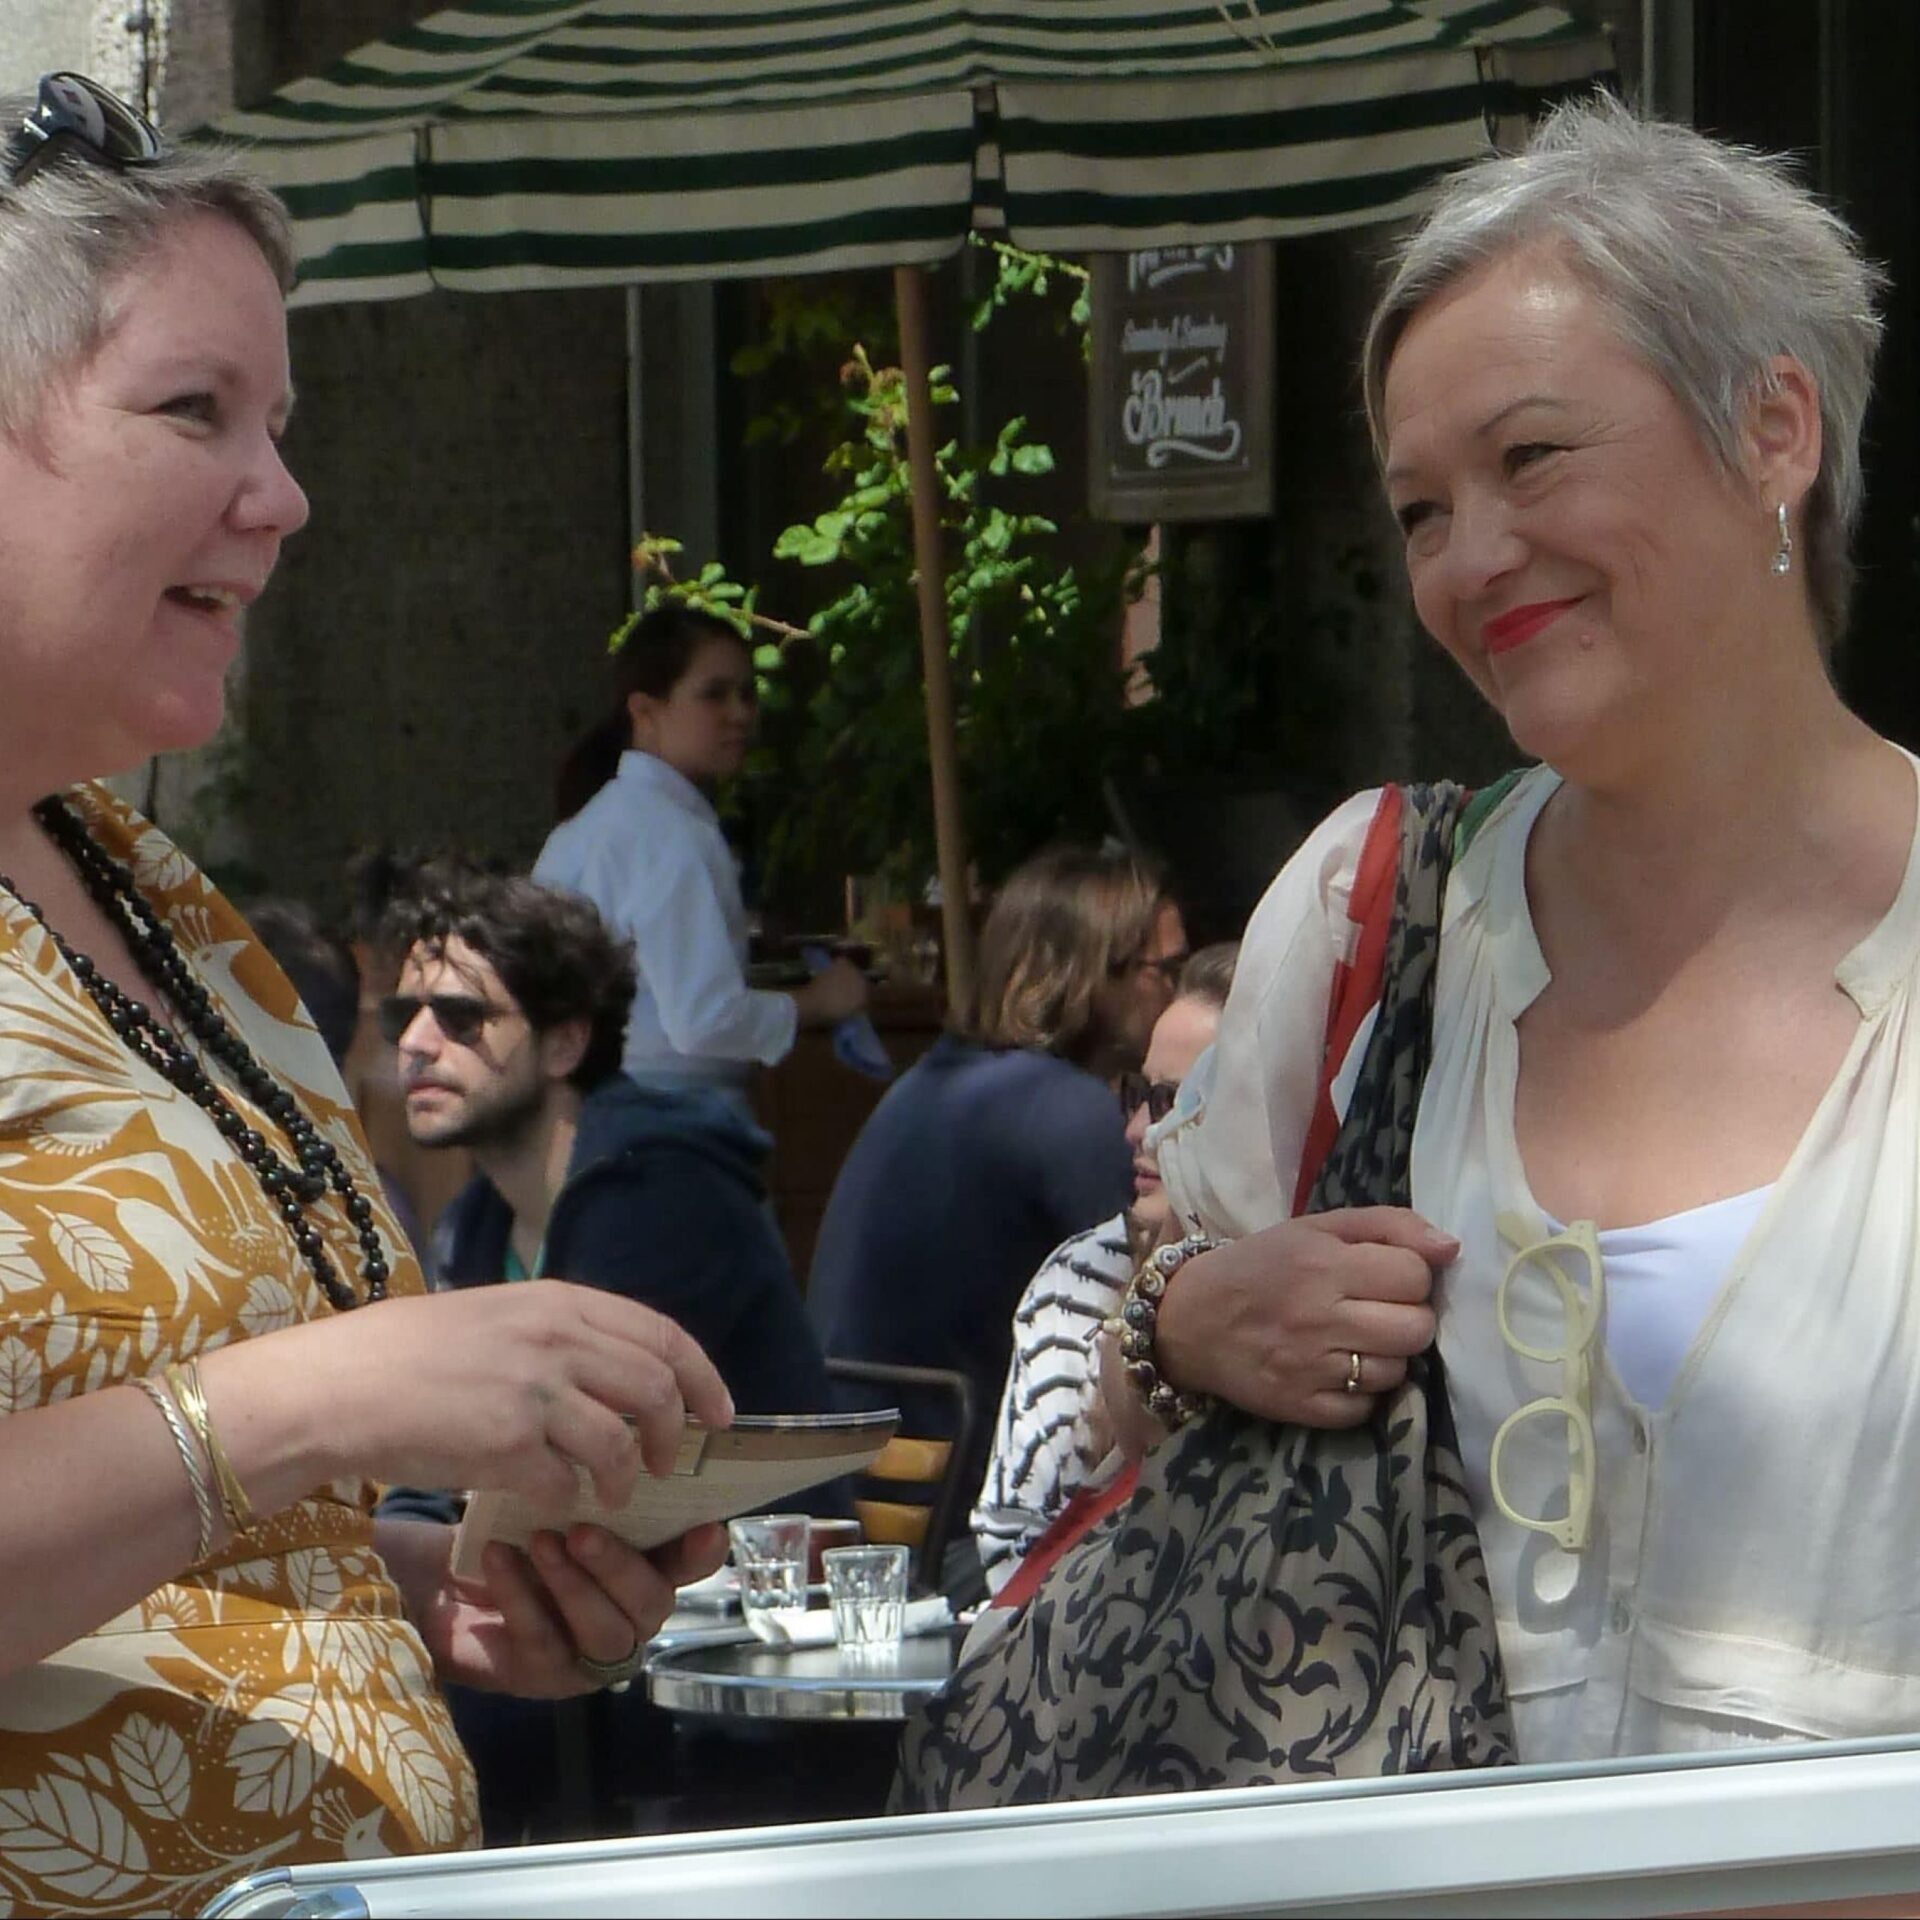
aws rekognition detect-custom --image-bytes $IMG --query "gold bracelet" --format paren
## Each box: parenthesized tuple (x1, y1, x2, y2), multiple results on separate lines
(1102, 1233, 1223, 1431)
(133, 1375, 216, 1562)
(165, 1358, 256, 1536)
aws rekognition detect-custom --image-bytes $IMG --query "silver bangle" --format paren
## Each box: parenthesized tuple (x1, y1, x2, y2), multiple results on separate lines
(133, 1374, 216, 1563)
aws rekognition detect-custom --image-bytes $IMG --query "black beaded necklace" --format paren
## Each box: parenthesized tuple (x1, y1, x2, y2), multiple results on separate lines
(1, 796, 389, 1312)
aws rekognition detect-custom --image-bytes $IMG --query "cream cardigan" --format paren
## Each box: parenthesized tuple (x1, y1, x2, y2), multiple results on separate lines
(1161, 756, 1920, 1763)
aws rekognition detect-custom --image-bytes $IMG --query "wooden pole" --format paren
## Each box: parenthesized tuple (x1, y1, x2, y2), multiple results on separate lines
(893, 263, 977, 1015)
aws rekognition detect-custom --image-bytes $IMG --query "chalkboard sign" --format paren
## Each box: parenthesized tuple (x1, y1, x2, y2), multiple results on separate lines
(1089, 242, 1274, 522)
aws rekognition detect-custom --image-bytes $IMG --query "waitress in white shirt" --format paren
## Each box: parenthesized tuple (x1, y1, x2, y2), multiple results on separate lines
(536, 605, 868, 1140)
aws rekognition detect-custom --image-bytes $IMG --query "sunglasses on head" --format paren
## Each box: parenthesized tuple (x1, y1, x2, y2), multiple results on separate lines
(7, 71, 163, 188)
(1118, 1071, 1180, 1125)
(377, 992, 499, 1048)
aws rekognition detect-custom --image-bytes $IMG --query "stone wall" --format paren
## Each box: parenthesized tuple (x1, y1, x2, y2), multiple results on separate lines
(238, 287, 633, 911)
(0, 1, 93, 82)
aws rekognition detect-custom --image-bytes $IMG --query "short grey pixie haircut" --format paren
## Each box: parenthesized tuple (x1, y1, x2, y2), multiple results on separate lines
(1362, 93, 1886, 649)
(0, 89, 296, 440)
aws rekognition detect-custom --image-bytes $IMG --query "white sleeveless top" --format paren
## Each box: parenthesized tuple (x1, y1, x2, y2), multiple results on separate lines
(1554, 1185, 1773, 1409)
(1162, 754, 1920, 1763)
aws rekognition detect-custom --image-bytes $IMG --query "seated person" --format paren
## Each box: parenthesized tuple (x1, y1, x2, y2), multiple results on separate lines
(380, 865, 835, 1420)
(971, 943, 1236, 1593)
(809, 844, 1183, 1512)
(374, 866, 843, 1841)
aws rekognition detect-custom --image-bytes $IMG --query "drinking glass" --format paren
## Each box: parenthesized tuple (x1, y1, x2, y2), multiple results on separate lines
(824, 1543, 909, 1653)
(727, 1513, 810, 1639)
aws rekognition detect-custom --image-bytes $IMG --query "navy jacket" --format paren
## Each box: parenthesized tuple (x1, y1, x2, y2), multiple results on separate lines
(381, 1076, 842, 1525)
(806, 1034, 1133, 1506)
(432, 1075, 833, 1417)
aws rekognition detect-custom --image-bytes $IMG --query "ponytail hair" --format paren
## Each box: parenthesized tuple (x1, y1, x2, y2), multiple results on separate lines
(553, 602, 748, 823)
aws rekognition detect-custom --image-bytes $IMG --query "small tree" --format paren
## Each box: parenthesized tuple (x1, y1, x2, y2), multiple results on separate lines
(631, 242, 1137, 900)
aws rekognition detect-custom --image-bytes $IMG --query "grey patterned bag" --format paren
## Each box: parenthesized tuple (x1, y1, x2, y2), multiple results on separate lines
(892, 782, 1514, 1809)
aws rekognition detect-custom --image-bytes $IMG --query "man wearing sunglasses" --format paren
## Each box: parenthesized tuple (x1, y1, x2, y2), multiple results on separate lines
(374, 866, 840, 1838)
(971, 942, 1238, 1594)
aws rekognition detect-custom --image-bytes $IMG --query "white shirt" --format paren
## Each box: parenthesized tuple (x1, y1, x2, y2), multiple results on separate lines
(971, 1213, 1134, 1594)
(534, 751, 797, 1086)
(1161, 755, 1920, 1763)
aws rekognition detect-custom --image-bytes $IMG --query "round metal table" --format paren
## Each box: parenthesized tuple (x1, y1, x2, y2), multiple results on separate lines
(645, 1626, 960, 1723)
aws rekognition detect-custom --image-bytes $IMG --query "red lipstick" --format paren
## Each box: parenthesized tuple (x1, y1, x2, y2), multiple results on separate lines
(1483, 597, 1581, 655)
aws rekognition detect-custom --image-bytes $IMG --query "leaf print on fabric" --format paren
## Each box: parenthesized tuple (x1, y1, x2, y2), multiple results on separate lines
(0, 1772, 150, 1906)
(370, 1709, 459, 1844)
(124, 827, 196, 898)
(0, 1336, 42, 1414)
(226, 1690, 321, 1819)
(0, 1216, 43, 1297)
(110, 1196, 242, 1314)
(237, 1274, 298, 1337)
(51, 1752, 114, 1790)
(299, 1618, 386, 1697)
(284, 1551, 347, 1622)
(42, 1309, 78, 1373)
(46, 1213, 134, 1294)
(78, 1345, 112, 1398)
(111, 1716, 191, 1822)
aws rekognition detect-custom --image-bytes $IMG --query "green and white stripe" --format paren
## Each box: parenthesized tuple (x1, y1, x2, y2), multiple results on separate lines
(204, 0, 1612, 306)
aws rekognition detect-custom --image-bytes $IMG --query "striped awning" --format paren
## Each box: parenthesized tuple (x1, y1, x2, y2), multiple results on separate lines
(205, 0, 1614, 307)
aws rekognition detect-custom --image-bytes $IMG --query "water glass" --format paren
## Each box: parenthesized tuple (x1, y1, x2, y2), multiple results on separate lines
(727, 1513, 810, 1638)
(824, 1543, 909, 1652)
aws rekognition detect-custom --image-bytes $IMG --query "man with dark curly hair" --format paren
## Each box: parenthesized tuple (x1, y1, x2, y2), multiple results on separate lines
(380, 865, 833, 1418)
(376, 866, 841, 1841)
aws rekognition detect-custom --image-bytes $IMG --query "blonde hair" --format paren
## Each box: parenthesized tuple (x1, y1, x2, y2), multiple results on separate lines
(960, 844, 1171, 1067)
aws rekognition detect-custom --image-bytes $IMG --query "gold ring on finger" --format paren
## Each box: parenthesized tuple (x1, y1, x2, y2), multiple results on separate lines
(1344, 1351, 1364, 1395)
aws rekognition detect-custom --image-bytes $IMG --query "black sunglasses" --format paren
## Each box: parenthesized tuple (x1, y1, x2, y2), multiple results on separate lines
(377, 993, 500, 1048)
(1118, 1071, 1180, 1125)
(7, 72, 163, 188)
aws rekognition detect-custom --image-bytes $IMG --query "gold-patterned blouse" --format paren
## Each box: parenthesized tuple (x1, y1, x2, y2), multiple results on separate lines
(0, 788, 479, 1918)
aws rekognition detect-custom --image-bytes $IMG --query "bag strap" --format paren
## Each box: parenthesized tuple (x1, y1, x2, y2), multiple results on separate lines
(1292, 786, 1405, 1217)
(991, 1457, 1138, 1610)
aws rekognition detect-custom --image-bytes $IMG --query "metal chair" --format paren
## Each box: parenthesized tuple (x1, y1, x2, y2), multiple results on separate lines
(824, 1358, 977, 1585)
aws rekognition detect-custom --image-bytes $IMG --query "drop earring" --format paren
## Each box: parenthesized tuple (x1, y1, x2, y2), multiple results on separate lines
(1771, 501, 1793, 577)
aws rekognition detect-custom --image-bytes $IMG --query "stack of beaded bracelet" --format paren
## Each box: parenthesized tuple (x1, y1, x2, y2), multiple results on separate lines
(1107, 1231, 1222, 1430)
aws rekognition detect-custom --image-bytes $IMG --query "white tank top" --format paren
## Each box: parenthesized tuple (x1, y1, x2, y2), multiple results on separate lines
(1549, 1186, 1774, 1408)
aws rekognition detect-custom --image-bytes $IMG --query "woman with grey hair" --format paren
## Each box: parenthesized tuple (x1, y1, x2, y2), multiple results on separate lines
(1119, 93, 1908, 1763)
(0, 75, 731, 1913)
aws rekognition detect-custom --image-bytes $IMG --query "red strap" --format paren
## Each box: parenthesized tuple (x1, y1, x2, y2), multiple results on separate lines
(1291, 785, 1403, 1217)
(991, 1462, 1140, 1610)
